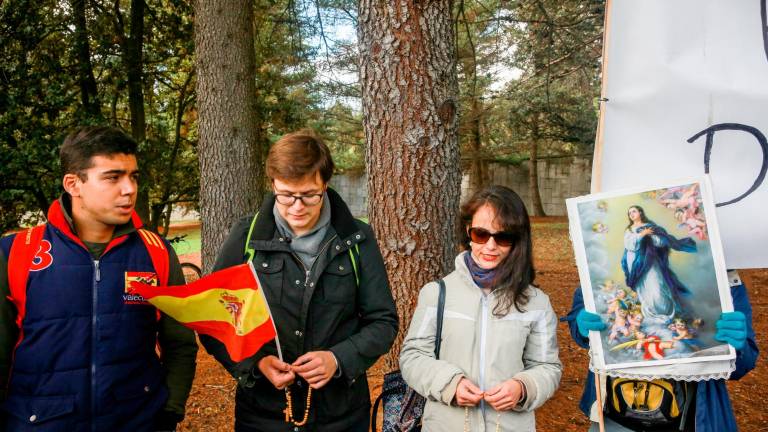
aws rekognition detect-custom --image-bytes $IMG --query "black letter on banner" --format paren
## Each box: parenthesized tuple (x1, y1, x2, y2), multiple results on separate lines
(687, 123, 768, 207)
(763, 0, 768, 62)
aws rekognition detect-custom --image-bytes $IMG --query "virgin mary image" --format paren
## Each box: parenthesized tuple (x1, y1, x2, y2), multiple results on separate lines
(621, 205, 697, 324)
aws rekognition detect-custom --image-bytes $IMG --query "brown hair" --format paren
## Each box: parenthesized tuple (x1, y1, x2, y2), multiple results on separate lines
(460, 185, 535, 316)
(626, 205, 650, 231)
(266, 130, 334, 182)
(60, 126, 138, 180)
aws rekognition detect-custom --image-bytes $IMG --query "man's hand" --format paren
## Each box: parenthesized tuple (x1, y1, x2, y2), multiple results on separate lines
(454, 377, 484, 407)
(291, 351, 337, 389)
(484, 379, 524, 411)
(258, 355, 295, 390)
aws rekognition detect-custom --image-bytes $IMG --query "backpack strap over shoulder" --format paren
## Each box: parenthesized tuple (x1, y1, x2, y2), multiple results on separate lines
(348, 244, 360, 288)
(137, 229, 170, 286)
(435, 279, 446, 359)
(7, 225, 46, 328)
(244, 212, 260, 262)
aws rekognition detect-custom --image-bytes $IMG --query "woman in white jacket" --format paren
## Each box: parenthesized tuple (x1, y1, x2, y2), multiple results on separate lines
(400, 185, 562, 432)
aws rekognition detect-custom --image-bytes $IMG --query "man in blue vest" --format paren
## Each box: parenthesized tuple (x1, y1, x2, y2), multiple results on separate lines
(0, 126, 198, 431)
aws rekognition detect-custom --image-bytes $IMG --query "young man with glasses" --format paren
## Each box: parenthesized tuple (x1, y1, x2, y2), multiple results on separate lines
(201, 130, 398, 431)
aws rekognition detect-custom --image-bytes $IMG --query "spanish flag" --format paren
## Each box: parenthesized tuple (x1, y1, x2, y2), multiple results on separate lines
(130, 263, 277, 362)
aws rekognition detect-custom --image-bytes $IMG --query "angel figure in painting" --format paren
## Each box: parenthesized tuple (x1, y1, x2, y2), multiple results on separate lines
(610, 330, 676, 360)
(621, 205, 697, 325)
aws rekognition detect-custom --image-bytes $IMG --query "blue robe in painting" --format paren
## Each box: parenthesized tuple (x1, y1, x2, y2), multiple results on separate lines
(621, 222, 696, 323)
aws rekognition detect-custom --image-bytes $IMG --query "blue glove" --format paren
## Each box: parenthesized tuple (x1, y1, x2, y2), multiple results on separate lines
(715, 311, 747, 350)
(576, 309, 606, 338)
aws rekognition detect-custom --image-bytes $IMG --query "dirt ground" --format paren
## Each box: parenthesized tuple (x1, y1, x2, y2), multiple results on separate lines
(175, 218, 767, 431)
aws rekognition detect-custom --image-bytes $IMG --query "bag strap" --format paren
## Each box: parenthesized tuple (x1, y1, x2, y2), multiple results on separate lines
(136, 229, 170, 286)
(348, 244, 360, 287)
(243, 212, 260, 262)
(370, 278, 446, 432)
(7, 225, 46, 328)
(371, 382, 398, 432)
(435, 279, 446, 359)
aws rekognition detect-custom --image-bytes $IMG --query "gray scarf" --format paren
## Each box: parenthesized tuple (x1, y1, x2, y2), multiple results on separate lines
(273, 192, 332, 269)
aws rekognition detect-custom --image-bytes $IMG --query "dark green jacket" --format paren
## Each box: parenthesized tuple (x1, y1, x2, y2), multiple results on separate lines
(200, 188, 398, 431)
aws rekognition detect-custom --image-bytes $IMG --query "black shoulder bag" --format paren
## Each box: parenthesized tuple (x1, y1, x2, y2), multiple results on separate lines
(370, 279, 446, 432)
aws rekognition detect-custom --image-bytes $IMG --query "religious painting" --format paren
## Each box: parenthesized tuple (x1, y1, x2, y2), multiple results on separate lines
(566, 177, 735, 370)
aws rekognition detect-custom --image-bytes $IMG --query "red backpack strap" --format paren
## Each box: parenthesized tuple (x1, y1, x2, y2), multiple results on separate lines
(136, 229, 170, 286)
(7, 225, 47, 328)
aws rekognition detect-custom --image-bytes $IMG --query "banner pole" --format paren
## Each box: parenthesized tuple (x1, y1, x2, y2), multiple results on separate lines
(594, 371, 606, 432)
(591, 0, 613, 194)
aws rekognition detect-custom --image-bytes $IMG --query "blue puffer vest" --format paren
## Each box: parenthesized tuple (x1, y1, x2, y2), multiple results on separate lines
(1, 201, 168, 431)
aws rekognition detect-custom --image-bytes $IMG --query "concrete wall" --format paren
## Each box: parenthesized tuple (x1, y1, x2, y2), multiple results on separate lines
(329, 173, 368, 218)
(329, 156, 592, 217)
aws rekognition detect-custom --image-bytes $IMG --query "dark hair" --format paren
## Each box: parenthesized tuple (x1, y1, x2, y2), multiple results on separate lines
(60, 126, 138, 179)
(626, 205, 650, 231)
(266, 130, 334, 183)
(460, 185, 535, 316)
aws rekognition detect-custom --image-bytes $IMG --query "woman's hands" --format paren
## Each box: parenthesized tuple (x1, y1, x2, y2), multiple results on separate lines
(455, 378, 484, 406)
(454, 377, 526, 411)
(484, 379, 525, 411)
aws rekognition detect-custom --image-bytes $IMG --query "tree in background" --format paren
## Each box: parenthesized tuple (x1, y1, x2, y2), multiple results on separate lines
(452, 0, 602, 213)
(505, 0, 603, 215)
(358, 0, 461, 371)
(194, 0, 263, 272)
(0, 0, 199, 233)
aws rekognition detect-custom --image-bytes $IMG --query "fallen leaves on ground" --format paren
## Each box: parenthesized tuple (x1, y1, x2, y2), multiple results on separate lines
(177, 218, 767, 431)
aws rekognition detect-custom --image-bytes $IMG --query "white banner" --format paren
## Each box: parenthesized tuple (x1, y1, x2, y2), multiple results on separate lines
(596, 0, 768, 269)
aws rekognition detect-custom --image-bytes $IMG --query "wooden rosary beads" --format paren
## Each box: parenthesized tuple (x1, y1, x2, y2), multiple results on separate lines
(283, 386, 312, 427)
(463, 407, 502, 432)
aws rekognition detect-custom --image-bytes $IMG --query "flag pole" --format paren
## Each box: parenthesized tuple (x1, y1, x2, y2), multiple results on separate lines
(248, 261, 284, 362)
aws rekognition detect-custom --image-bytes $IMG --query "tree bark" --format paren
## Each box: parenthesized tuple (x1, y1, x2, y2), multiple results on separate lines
(468, 98, 486, 195)
(529, 114, 546, 216)
(114, 0, 150, 223)
(195, 0, 263, 273)
(358, 0, 461, 372)
(71, 0, 100, 118)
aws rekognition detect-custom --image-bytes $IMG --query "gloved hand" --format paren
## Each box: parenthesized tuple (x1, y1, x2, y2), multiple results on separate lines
(715, 311, 747, 350)
(576, 309, 606, 338)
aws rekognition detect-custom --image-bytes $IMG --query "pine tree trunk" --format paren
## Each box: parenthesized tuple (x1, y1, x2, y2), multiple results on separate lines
(71, 0, 100, 118)
(468, 98, 486, 195)
(358, 0, 461, 372)
(529, 115, 546, 217)
(195, 0, 263, 273)
(121, 0, 151, 224)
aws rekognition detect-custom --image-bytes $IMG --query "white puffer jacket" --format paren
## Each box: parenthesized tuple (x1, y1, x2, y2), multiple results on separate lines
(400, 253, 562, 432)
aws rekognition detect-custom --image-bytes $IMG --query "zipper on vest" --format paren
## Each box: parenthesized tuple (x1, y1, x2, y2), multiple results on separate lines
(91, 260, 100, 431)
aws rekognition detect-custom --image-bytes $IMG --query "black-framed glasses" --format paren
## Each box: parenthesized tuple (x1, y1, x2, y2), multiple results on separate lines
(274, 193, 323, 206)
(467, 227, 517, 247)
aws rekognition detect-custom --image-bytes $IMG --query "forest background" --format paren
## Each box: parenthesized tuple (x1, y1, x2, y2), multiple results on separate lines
(0, 0, 602, 234)
(2, 2, 767, 430)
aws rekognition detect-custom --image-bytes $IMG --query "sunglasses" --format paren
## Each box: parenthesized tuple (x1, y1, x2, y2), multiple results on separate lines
(467, 227, 518, 247)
